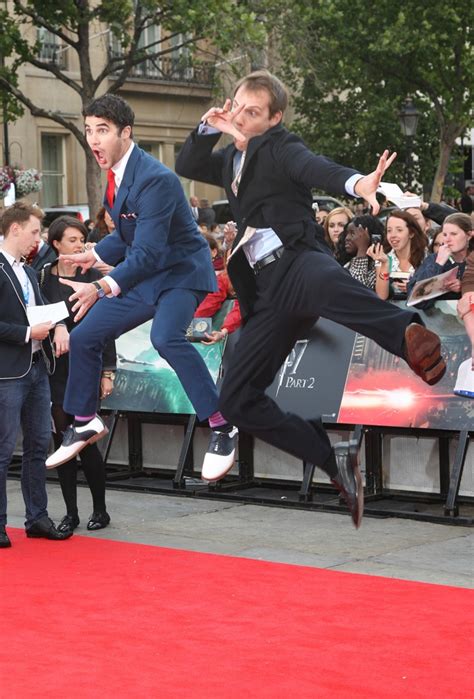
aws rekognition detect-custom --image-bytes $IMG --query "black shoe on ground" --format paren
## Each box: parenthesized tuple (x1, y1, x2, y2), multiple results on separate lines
(0, 526, 12, 548)
(26, 516, 73, 540)
(331, 440, 364, 528)
(87, 511, 111, 531)
(57, 514, 80, 534)
(45, 415, 108, 469)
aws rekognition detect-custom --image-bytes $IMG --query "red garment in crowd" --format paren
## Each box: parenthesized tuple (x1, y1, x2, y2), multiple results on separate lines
(195, 272, 242, 335)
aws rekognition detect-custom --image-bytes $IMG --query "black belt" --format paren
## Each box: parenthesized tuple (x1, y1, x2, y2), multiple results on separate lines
(253, 247, 284, 274)
(31, 350, 43, 364)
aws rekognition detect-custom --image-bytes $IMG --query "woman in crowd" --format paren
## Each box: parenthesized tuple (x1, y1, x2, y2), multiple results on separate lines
(407, 213, 473, 310)
(367, 209, 427, 300)
(323, 206, 353, 252)
(429, 228, 444, 255)
(336, 215, 384, 290)
(40, 216, 116, 534)
(87, 206, 115, 243)
(458, 246, 474, 370)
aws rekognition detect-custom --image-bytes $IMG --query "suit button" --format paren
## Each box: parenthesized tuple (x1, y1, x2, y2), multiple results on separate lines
(241, 218, 246, 224)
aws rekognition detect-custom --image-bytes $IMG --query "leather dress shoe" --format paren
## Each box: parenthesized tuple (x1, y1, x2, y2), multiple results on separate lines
(57, 514, 80, 534)
(331, 440, 364, 528)
(403, 324, 446, 385)
(87, 511, 111, 531)
(0, 526, 12, 548)
(26, 516, 73, 540)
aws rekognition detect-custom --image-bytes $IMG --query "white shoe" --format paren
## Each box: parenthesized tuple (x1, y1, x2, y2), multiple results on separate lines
(46, 416, 108, 469)
(202, 427, 239, 482)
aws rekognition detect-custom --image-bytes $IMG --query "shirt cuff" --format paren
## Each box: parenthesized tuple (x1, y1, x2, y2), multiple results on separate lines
(25, 328, 30, 343)
(345, 173, 364, 197)
(198, 122, 221, 136)
(103, 275, 121, 297)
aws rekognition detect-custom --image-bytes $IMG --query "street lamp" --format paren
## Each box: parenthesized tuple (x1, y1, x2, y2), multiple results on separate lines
(398, 97, 420, 190)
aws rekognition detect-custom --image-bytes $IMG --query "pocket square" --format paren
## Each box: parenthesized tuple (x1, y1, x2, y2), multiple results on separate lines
(120, 212, 137, 220)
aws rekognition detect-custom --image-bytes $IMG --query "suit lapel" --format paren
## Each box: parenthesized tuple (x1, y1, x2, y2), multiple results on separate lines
(236, 124, 284, 196)
(0, 253, 28, 310)
(105, 144, 141, 227)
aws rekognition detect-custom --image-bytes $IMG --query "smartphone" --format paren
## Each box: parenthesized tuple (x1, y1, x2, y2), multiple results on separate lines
(372, 234, 382, 245)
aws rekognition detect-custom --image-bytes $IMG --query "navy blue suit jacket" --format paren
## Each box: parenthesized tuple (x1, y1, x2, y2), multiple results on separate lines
(96, 145, 217, 305)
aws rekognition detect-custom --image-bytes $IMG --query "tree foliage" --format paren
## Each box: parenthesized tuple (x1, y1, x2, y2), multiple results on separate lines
(278, 0, 473, 201)
(0, 0, 264, 212)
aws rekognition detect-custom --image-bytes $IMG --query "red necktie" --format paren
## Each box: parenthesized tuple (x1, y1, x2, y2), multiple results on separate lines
(106, 169, 116, 208)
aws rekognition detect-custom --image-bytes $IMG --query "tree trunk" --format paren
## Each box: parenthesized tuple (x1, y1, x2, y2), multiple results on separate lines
(430, 137, 454, 203)
(84, 147, 103, 220)
(430, 117, 465, 203)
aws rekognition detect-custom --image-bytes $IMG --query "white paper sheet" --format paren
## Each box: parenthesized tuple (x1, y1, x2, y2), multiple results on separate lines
(26, 301, 69, 326)
(377, 182, 422, 209)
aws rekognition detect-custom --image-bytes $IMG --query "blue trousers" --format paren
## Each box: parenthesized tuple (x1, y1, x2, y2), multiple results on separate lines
(0, 358, 51, 527)
(63, 288, 219, 421)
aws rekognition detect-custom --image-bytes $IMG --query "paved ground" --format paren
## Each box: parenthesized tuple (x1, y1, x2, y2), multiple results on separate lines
(5, 480, 473, 589)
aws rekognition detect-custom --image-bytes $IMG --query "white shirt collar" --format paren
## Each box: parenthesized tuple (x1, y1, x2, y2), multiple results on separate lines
(111, 142, 135, 189)
(0, 247, 23, 266)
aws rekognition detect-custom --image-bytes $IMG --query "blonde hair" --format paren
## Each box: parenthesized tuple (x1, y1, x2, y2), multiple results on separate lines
(323, 206, 353, 248)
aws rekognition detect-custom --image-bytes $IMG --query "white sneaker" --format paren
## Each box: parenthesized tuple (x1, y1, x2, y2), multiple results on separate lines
(46, 416, 108, 469)
(202, 427, 239, 482)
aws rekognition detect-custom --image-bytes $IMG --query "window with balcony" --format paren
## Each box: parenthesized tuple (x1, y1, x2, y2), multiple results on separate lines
(41, 134, 65, 206)
(37, 28, 67, 68)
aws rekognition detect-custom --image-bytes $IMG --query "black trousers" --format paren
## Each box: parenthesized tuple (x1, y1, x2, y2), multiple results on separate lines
(219, 251, 421, 474)
(51, 405, 107, 516)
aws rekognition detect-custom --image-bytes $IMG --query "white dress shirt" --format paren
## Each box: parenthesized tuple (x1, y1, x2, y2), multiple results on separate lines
(200, 124, 362, 266)
(93, 142, 136, 296)
(0, 248, 40, 350)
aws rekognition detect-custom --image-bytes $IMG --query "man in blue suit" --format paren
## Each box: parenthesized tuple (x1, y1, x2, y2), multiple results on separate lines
(46, 94, 237, 473)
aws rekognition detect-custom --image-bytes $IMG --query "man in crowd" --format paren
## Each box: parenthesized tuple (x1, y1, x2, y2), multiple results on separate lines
(0, 201, 72, 547)
(176, 69, 445, 528)
(45, 94, 237, 474)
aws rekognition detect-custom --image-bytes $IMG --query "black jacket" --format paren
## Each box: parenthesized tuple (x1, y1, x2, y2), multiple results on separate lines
(176, 124, 358, 318)
(0, 252, 55, 379)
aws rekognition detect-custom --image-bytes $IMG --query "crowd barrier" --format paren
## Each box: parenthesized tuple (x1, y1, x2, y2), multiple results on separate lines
(96, 300, 473, 524)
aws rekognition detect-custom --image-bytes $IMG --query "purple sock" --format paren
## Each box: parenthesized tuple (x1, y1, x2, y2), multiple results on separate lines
(74, 414, 95, 425)
(209, 411, 228, 430)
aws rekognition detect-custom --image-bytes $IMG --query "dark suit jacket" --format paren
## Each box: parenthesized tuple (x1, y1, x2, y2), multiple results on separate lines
(176, 124, 359, 318)
(0, 253, 55, 379)
(95, 145, 217, 306)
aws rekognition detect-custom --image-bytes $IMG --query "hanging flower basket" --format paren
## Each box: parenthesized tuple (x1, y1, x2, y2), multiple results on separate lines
(13, 168, 43, 196)
(0, 166, 14, 194)
(0, 166, 43, 197)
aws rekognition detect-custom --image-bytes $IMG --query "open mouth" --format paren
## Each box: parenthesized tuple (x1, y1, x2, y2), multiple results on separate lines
(93, 149, 107, 166)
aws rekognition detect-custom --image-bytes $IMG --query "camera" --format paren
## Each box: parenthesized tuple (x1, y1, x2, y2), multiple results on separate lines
(372, 234, 382, 245)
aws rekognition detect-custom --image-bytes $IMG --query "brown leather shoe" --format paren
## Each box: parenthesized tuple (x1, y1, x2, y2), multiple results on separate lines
(403, 324, 446, 385)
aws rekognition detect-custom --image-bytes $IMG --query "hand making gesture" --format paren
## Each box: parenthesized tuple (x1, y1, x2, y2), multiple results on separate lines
(201, 99, 248, 151)
(354, 150, 397, 215)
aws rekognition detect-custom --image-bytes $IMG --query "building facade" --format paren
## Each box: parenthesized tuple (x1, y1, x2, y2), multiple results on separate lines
(1, 20, 225, 218)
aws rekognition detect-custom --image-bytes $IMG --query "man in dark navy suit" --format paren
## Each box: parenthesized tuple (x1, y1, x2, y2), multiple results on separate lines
(46, 95, 237, 473)
(0, 202, 72, 547)
(176, 70, 446, 527)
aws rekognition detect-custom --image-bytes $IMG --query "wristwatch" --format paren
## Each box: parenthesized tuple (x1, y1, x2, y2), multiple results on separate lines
(102, 371, 116, 380)
(92, 280, 106, 298)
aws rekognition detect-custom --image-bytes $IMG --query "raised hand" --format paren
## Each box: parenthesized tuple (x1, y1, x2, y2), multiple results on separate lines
(354, 150, 397, 215)
(201, 99, 247, 151)
(59, 250, 97, 274)
(59, 277, 99, 322)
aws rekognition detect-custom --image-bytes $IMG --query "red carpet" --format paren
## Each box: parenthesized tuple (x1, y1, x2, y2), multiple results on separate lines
(0, 528, 472, 699)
